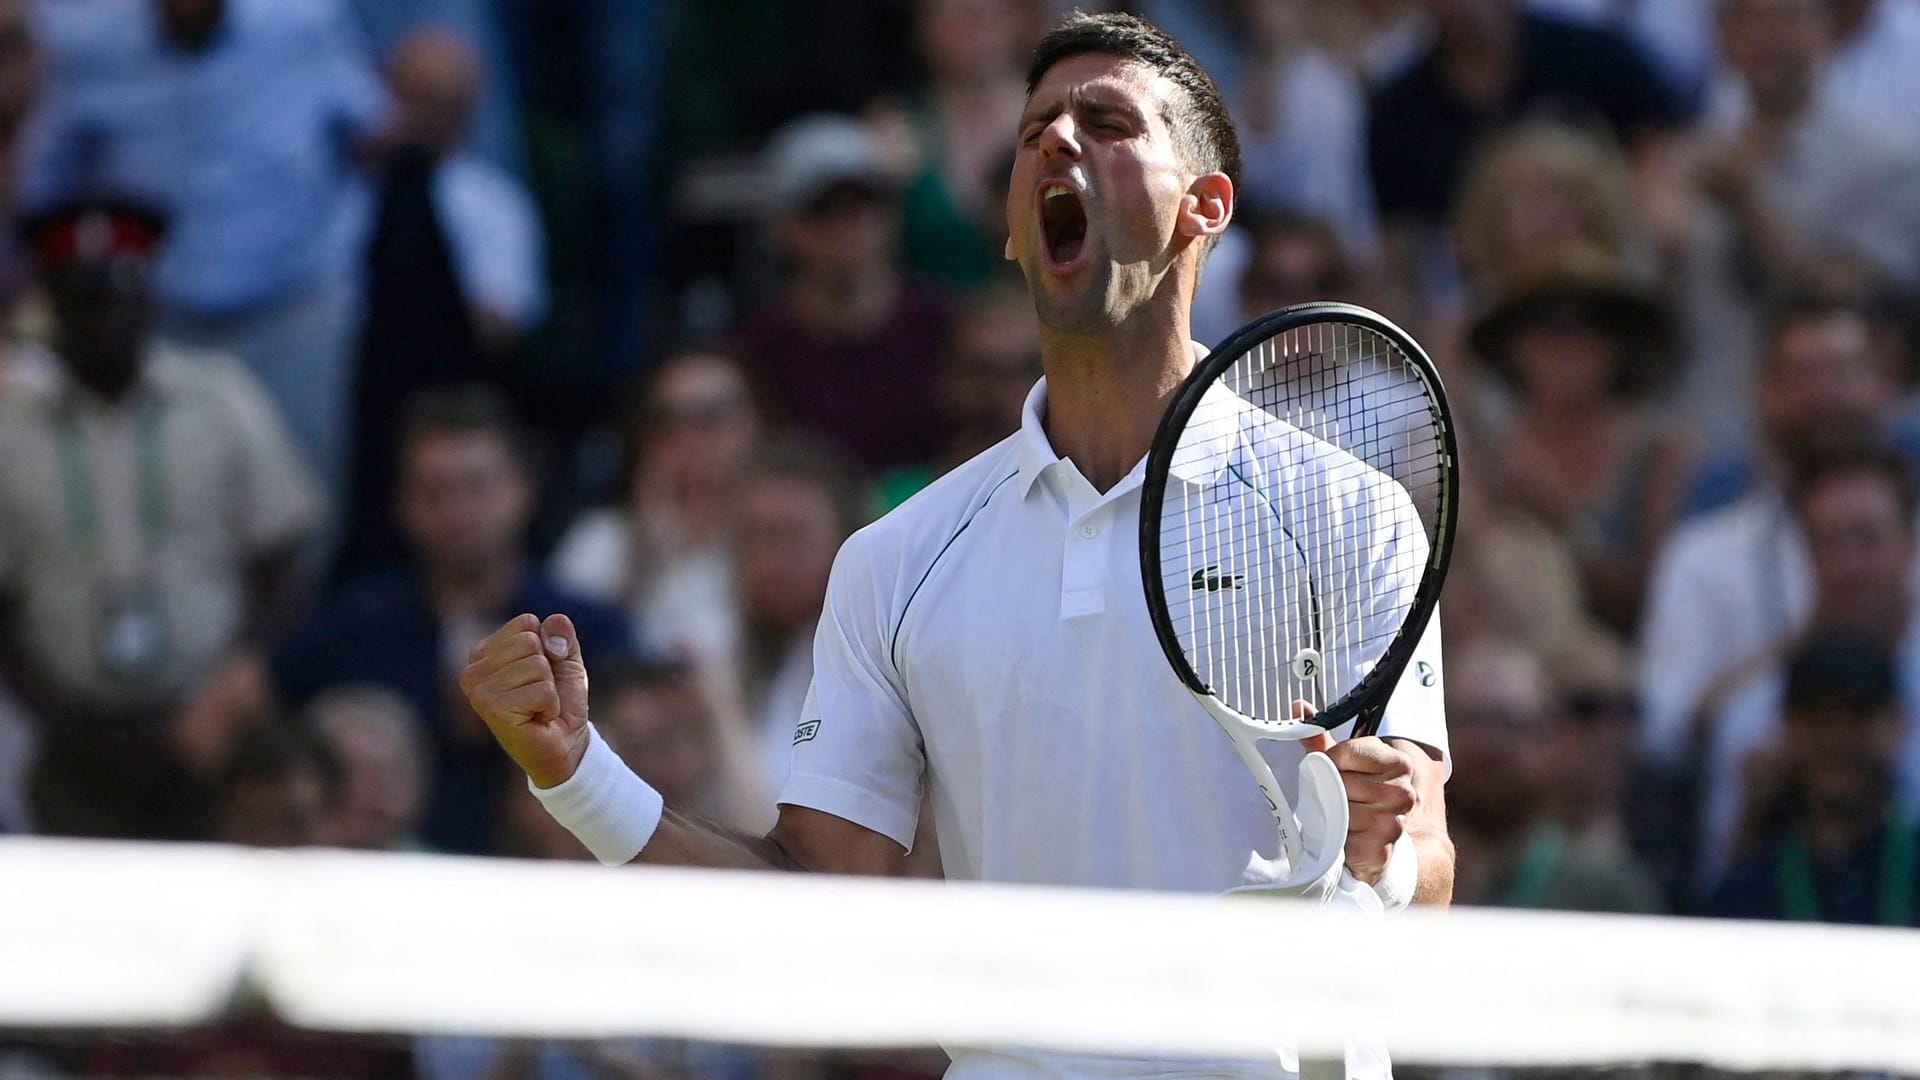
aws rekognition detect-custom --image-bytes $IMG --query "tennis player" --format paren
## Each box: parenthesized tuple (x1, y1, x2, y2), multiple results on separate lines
(463, 12, 1451, 1076)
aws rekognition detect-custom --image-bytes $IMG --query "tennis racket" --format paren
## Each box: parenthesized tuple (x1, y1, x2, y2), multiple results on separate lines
(1139, 302, 1458, 868)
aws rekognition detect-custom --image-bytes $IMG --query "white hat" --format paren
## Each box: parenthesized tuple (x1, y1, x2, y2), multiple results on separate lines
(765, 113, 894, 214)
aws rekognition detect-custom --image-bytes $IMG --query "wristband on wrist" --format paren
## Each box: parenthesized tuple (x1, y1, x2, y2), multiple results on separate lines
(1369, 829, 1420, 912)
(528, 725, 663, 866)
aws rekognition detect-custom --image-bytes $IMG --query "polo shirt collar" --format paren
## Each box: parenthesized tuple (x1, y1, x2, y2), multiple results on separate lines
(1014, 372, 1251, 497)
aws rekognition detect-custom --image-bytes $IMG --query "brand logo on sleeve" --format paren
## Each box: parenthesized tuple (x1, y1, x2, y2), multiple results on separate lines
(792, 719, 822, 745)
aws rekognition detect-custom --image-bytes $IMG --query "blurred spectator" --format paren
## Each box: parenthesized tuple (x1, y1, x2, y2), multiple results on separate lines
(309, 683, 428, 851)
(550, 350, 760, 667)
(1651, 0, 1920, 450)
(383, 26, 546, 347)
(21, 0, 391, 519)
(1709, 633, 1920, 925)
(730, 438, 871, 796)
(0, 200, 319, 838)
(1144, 0, 1377, 255)
(271, 385, 633, 854)
(877, 286, 1041, 511)
(1527, 0, 1719, 108)
(886, 0, 1031, 289)
(0, 0, 38, 310)
(1468, 253, 1688, 631)
(333, 24, 547, 581)
(346, 0, 522, 173)
(1235, 211, 1361, 319)
(1445, 635, 1665, 912)
(595, 655, 771, 835)
(206, 721, 337, 848)
(737, 114, 952, 474)
(1750, 0, 1920, 155)
(1638, 293, 1914, 777)
(1368, 0, 1687, 313)
(1540, 628, 1644, 860)
(1693, 445, 1920, 899)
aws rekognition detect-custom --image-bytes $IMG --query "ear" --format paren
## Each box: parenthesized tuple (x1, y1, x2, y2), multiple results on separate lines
(1177, 172, 1234, 245)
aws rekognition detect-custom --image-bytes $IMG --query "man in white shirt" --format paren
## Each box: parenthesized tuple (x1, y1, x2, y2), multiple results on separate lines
(460, 12, 1453, 1077)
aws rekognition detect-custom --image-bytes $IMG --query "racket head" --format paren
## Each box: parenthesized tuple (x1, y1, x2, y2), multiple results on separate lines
(1139, 302, 1459, 735)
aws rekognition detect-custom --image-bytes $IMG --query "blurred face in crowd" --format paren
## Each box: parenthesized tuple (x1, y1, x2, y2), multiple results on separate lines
(918, 0, 1024, 83)
(44, 256, 153, 399)
(1237, 222, 1348, 320)
(387, 29, 481, 160)
(1782, 695, 1901, 821)
(782, 183, 900, 281)
(398, 429, 534, 580)
(735, 474, 847, 635)
(0, 0, 38, 139)
(155, 0, 225, 49)
(636, 353, 758, 505)
(943, 302, 1042, 442)
(1720, 0, 1830, 114)
(316, 707, 426, 851)
(216, 764, 329, 848)
(1799, 468, 1915, 633)
(1759, 312, 1896, 467)
(1509, 322, 1617, 413)
(1009, 54, 1201, 333)
(1543, 647, 1638, 827)
(1442, 639, 1553, 838)
(599, 679, 716, 809)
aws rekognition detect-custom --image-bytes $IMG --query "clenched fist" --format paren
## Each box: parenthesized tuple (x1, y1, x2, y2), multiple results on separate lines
(459, 612, 592, 789)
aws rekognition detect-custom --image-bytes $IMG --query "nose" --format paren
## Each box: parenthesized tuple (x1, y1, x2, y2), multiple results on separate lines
(1037, 113, 1081, 161)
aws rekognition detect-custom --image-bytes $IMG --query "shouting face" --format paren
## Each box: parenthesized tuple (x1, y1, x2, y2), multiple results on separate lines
(1007, 53, 1204, 333)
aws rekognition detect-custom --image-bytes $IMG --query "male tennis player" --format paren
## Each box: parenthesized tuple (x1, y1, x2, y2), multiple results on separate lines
(463, 12, 1451, 1076)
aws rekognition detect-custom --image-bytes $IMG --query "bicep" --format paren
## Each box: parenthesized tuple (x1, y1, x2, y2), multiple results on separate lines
(769, 804, 910, 877)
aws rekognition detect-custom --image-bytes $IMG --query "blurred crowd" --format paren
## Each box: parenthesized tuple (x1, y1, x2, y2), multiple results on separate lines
(2, 0, 1920, 1074)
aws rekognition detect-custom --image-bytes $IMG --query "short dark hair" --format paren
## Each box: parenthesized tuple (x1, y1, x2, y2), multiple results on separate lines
(1788, 440, 1918, 527)
(1025, 12, 1241, 211)
(1783, 633, 1898, 720)
(742, 435, 872, 539)
(396, 383, 531, 466)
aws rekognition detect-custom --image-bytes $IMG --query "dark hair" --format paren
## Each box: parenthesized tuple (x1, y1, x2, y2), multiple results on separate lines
(741, 435, 872, 539)
(396, 383, 531, 467)
(210, 722, 343, 811)
(1783, 634, 1898, 720)
(1787, 440, 1918, 527)
(1025, 11, 1240, 244)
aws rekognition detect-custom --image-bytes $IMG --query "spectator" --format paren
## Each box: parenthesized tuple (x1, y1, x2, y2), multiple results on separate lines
(345, 0, 522, 174)
(550, 350, 760, 668)
(272, 385, 633, 854)
(1795, 0, 1920, 154)
(594, 656, 771, 835)
(886, 0, 1032, 290)
(729, 438, 871, 796)
(1468, 252, 1689, 631)
(1693, 445, 1920, 899)
(1709, 634, 1920, 926)
(736, 114, 952, 473)
(333, 23, 547, 580)
(1234, 210, 1361, 319)
(1445, 635, 1666, 912)
(1649, 0, 1920, 451)
(21, 0, 388, 522)
(1367, 0, 1687, 315)
(0, 199, 320, 838)
(309, 684, 428, 851)
(1638, 293, 1914, 777)
(206, 722, 337, 848)
(876, 285, 1041, 511)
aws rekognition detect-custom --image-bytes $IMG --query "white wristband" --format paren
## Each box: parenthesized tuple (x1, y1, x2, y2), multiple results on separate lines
(528, 725, 663, 866)
(1369, 829, 1420, 912)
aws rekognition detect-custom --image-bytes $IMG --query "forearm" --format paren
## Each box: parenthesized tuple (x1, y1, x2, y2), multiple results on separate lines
(1388, 737, 1454, 906)
(633, 807, 798, 871)
(1409, 827, 1455, 906)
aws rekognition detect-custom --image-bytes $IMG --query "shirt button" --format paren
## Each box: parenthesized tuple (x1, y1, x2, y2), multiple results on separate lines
(1079, 524, 1098, 538)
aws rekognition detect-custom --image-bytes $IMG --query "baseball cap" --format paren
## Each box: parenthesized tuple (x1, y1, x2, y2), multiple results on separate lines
(765, 114, 895, 215)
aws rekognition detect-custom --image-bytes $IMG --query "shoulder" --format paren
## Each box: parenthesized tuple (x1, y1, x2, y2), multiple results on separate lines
(834, 436, 1024, 593)
(35, 0, 149, 64)
(1658, 494, 1780, 565)
(234, 0, 357, 37)
(148, 346, 283, 431)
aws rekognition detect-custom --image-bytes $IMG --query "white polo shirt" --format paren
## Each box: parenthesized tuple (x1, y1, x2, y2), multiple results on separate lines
(778, 378, 1447, 1076)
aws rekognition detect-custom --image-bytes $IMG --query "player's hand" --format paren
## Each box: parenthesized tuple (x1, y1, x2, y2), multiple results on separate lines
(1301, 728, 1417, 885)
(458, 613, 592, 789)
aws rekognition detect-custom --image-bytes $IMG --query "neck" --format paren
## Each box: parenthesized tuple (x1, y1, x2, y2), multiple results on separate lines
(1037, 297, 1194, 492)
(426, 555, 520, 621)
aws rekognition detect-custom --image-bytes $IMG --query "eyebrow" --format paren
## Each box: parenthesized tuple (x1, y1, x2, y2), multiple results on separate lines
(1018, 89, 1151, 132)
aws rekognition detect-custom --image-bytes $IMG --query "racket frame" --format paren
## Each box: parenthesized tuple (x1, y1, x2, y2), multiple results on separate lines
(1139, 301, 1459, 744)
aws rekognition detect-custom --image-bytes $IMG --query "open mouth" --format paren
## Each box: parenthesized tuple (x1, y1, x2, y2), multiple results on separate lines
(1040, 186, 1087, 269)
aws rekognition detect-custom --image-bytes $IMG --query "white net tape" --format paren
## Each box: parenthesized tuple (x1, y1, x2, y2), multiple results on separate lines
(6, 837, 1920, 1072)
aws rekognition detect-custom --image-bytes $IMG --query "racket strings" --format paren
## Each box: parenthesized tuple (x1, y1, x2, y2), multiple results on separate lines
(1162, 322, 1445, 725)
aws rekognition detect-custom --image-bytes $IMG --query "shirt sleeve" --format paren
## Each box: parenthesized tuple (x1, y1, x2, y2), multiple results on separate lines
(776, 529, 926, 850)
(1365, 487, 1448, 766)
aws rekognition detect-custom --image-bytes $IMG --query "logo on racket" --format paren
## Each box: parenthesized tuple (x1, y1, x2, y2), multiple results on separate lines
(1416, 661, 1438, 687)
(1190, 565, 1244, 592)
